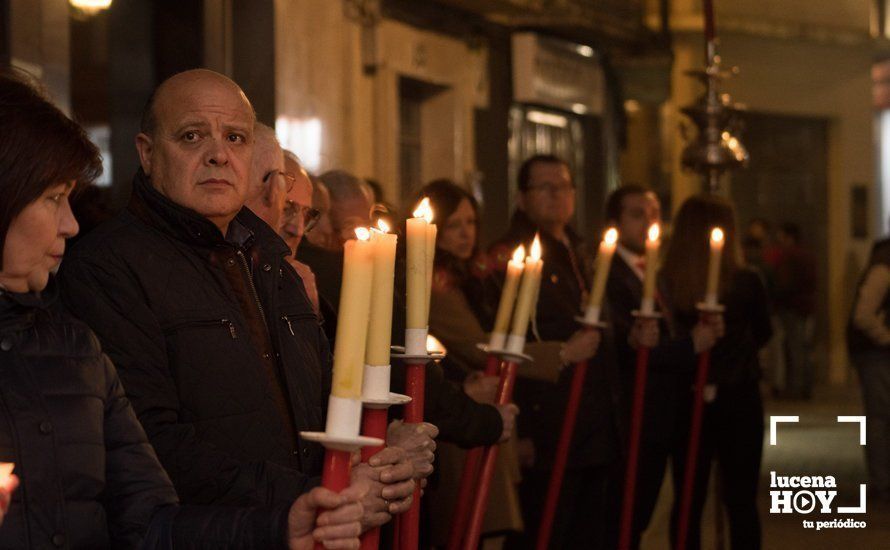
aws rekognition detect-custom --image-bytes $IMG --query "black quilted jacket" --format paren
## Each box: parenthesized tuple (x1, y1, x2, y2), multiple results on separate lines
(0, 283, 292, 549)
(59, 170, 330, 509)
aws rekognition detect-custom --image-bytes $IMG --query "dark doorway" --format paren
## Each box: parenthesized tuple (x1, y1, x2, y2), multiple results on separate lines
(730, 112, 829, 374)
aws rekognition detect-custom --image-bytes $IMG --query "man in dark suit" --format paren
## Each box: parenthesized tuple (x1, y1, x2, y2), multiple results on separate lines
(490, 155, 613, 549)
(604, 185, 722, 549)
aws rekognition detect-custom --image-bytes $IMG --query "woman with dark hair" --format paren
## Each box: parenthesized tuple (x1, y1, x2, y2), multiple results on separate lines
(0, 70, 364, 549)
(660, 194, 772, 550)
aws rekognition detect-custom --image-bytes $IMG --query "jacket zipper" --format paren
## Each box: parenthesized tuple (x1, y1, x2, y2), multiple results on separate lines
(236, 250, 271, 338)
(165, 318, 237, 339)
(223, 318, 237, 339)
(280, 313, 316, 337)
(282, 316, 295, 336)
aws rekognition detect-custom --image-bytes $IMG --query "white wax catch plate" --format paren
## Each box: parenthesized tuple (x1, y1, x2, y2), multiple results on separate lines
(362, 392, 412, 408)
(573, 316, 608, 329)
(474, 343, 533, 364)
(299, 431, 384, 452)
(695, 302, 726, 313)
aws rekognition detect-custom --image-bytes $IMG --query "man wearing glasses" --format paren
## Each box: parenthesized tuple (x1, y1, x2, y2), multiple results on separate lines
(279, 149, 322, 313)
(490, 154, 618, 549)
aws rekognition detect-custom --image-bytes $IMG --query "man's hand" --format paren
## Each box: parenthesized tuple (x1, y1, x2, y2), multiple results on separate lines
(496, 404, 519, 442)
(286, 484, 364, 549)
(287, 257, 320, 314)
(351, 447, 416, 530)
(561, 328, 602, 363)
(692, 313, 725, 354)
(629, 318, 659, 349)
(386, 421, 438, 480)
(463, 371, 498, 403)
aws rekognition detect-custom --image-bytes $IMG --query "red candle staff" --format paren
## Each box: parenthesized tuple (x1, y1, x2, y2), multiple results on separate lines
(676, 227, 725, 550)
(301, 227, 383, 550)
(618, 223, 661, 550)
(462, 350, 528, 550)
(537, 228, 616, 549)
(448, 243, 527, 549)
(461, 235, 542, 550)
(446, 353, 502, 550)
(396, 198, 439, 550)
(674, 344, 712, 550)
(359, 374, 411, 550)
(358, 221, 410, 550)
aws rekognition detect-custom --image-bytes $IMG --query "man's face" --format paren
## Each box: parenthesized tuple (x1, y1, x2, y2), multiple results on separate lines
(135, 72, 255, 232)
(246, 132, 285, 230)
(518, 162, 575, 229)
(617, 192, 661, 254)
(329, 193, 372, 249)
(279, 156, 313, 253)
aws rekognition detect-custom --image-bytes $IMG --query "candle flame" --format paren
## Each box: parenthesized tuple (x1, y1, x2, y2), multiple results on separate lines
(413, 197, 434, 223)
(512, 245, 526, 264)
(647, 223, 660, 242)
(604, 227, 618, 245)
(530, 234, 542, 261)
(426, 334, 447, 354)
(711, 227, 724, 244)
(377, 219, 390, 233)
(354, 227, 371, 241)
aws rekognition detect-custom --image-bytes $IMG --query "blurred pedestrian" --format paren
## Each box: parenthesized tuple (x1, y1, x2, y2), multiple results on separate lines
(848, 236, 890, 502)
(769, 222, 816, 399)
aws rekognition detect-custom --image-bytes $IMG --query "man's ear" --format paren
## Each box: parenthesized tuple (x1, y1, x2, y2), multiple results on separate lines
(135, 133, 154, 175)
(264, 176, 283, 208)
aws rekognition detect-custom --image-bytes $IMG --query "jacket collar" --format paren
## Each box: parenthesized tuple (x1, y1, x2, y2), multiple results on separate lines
(0, 277, 57, 330)
(127, 168, 289, 258)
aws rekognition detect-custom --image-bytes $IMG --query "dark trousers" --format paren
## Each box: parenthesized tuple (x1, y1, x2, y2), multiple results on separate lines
(626, 436, 676, 549)
(670, 381, 764, 550)
(854, 351, 890, 496)
(505, 462, 621, 550)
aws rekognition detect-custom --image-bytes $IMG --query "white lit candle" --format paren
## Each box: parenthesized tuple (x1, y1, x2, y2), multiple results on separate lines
(365, 220, 398, 367)
(705, 227, 724, 307)
(506, 235, 543, 353)
(640, 223, 660, 315)
(489, 245, 525, 349)
(406, 199, 431, 332)
(584, 227, 618, 324)
(331, 228, 374, 399)
(424, 208, 437, 325)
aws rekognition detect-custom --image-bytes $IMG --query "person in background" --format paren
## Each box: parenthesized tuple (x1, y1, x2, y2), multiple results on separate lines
(488, 155, 616, 549)
(244, 123, 290, 232)
(0, 67, 364, 550)
(848, 235, 890, 502)
(305, 176, 336, 251)
(603, 184, 722, 549)
(59, 69, 416, 533)
(278, 150, 321, 314)
(296, 170, 373, 312)
(661, 194, 770, 550)
(769, 222, 816, 399)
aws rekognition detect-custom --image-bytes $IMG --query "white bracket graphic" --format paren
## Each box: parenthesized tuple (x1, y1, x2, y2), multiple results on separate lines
(769, 415, 799, 446)
(837, 416, 867, 446)
(838, 484, 867, 513)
